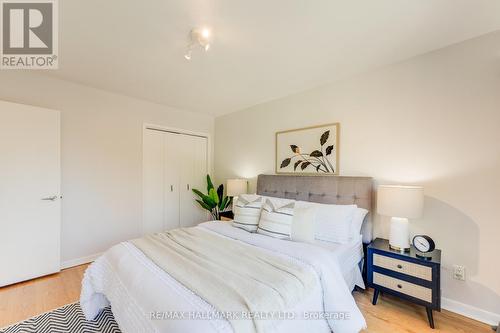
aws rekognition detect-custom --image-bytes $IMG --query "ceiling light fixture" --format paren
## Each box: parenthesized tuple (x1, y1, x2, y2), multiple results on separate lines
(184, 27, 212, 60)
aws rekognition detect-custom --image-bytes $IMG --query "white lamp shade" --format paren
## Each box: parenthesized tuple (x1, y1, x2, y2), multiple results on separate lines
(226, 179, 247, 197)
(377, 185, 424, 219)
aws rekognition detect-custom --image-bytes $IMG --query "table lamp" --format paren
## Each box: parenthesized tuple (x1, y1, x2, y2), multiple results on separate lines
(226, 178, 248, 200)
(377, 185, 424, 252)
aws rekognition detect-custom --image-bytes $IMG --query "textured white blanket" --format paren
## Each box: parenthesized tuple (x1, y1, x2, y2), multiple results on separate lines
(80, 222, 367, 333)
(131, 227, 317, 333)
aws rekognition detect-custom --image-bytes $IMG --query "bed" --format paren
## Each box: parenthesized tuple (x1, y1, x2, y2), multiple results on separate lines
(81, 174, 373, 333)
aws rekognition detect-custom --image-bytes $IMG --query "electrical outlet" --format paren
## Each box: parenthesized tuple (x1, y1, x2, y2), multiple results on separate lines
(453, 265, 466, 281)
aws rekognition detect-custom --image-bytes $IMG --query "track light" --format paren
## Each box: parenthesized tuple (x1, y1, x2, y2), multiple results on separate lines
(184, 27, 212, 60)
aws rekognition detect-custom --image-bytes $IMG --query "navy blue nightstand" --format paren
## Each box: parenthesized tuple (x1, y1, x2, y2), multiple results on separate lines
(367, 238, 441, 329)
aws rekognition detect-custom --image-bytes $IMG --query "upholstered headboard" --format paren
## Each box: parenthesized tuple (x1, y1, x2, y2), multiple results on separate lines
(256, 174, 374, 243)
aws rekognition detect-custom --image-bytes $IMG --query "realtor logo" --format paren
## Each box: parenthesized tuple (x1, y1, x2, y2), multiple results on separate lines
(1, 0, 58, 69)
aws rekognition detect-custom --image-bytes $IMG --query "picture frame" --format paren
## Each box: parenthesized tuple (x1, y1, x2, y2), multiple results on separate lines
(275, 123, 339, 175)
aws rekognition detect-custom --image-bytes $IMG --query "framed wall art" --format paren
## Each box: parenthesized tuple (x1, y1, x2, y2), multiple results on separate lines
(276, 123, 339, 175)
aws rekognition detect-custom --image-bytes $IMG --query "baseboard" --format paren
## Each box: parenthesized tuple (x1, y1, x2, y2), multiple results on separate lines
(442, 297, 500, 326)
(60, 252, 102, 270)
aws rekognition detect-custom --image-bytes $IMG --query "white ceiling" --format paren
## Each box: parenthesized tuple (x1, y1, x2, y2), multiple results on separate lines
(47, 0, 500, 116)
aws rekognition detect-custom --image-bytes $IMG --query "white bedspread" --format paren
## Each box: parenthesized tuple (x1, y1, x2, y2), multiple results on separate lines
(80, 222, 367, 333)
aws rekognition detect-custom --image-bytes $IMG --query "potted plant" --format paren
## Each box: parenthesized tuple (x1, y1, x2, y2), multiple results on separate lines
(192, 175, 231, 220)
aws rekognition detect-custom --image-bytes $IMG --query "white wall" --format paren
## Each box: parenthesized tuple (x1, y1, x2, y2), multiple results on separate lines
(215, 31, 500, 322)
(0, 71, 214, 266)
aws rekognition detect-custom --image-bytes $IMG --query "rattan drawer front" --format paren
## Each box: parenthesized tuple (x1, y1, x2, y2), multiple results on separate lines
(373, 253, 432, 281)
(373, 272, 432, 303)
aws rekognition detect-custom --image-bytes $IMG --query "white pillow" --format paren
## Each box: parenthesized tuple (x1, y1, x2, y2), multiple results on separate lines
(290, 202, 317, 243)
(296, 201, 357, 244)
(257, 198, 295, 240)
(351, 208, 369, 239)
(232, 194, 263, 232)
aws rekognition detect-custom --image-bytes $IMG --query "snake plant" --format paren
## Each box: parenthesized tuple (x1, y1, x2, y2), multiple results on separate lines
(192, 174, 231, 220)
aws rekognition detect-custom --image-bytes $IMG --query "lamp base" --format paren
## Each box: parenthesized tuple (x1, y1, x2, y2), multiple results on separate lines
(389, 217, 410, 252)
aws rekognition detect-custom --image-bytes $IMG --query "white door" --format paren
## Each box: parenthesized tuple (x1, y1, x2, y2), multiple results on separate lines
(0, 101, 61, 287)
(143, 128, 208, 234)
(190, 135, 209, 225)
(163, 132, 181, 230)
(179, 135, 208, 227)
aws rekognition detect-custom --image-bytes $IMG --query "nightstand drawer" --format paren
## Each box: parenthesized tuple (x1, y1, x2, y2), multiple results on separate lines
(373, 253, 432, 281)
(373, 272, 432, 303)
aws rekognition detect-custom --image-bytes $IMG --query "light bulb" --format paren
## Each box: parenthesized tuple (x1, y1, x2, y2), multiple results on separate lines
(205, 44, 210, 51)
(201, 28, 210, 39)
(184, 50, 192, 60)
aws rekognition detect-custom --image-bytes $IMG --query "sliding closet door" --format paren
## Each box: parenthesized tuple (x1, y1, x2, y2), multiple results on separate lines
(163, 132, 181, 230)
(191, 136, 209, 224)
(179, 135, 208, 227)
(0, 101, 61, 287)
(143, 128, 208, 234)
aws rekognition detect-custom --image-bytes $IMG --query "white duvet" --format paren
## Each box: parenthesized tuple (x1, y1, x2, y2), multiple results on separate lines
(80, 222, 367, 333)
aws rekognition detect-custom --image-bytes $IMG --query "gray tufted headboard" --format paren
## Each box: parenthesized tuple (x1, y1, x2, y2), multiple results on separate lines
(256, 174, 374, 243)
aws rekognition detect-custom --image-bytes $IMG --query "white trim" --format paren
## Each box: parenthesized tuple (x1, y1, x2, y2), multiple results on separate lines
(442, 297, 500, 326)
(143, 123, 210, 140)
(60, 253, 102, 270)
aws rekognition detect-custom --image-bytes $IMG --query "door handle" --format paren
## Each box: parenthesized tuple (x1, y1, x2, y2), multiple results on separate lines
(41, 195, 58, 201)
(170, 185, 173, 192)
(187, 184, 190, 191)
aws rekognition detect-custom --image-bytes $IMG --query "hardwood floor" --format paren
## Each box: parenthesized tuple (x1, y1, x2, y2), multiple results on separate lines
(0, 264, 493, 332)
(0, 264, 89, 328)
(354, 289, 492, 333)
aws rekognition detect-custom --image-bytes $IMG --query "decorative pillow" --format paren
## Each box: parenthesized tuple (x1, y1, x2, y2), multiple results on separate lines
(257, 198, 295, 240)
(314, 203, 357, 244)
(232, 194, 263, 232)
(290, 202, 317, 243)
(351, 208, 369, 239)
(293, 201, 357, 244)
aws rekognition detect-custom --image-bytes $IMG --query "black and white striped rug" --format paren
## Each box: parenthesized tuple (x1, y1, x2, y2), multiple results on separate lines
(0, 302, 121, 333)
